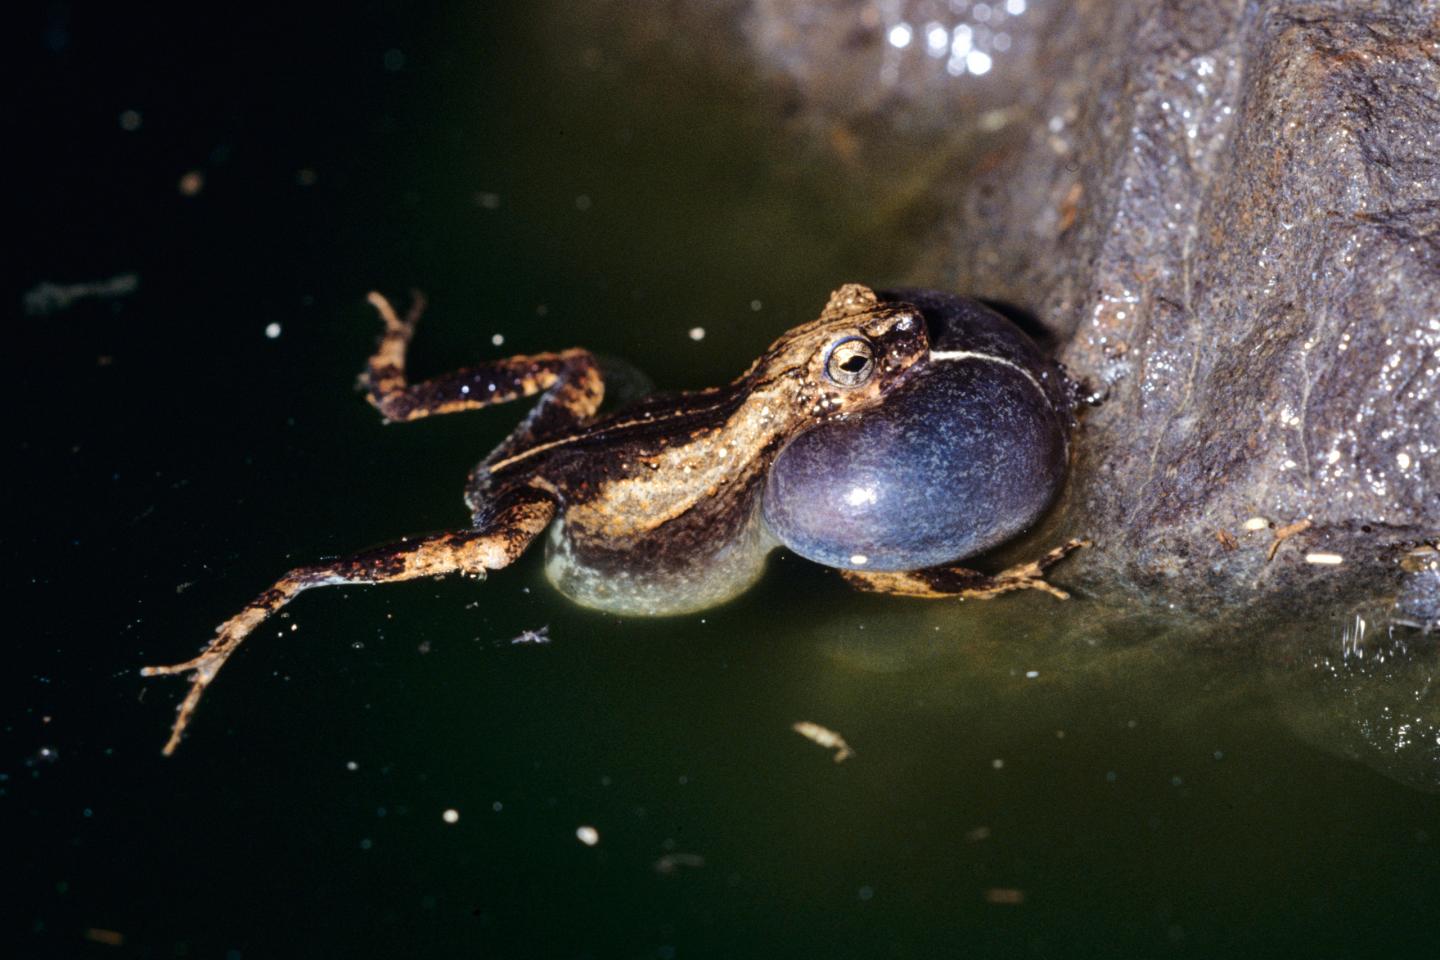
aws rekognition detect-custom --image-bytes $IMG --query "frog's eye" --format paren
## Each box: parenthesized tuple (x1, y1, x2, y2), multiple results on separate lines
(824, 337, 876, 387)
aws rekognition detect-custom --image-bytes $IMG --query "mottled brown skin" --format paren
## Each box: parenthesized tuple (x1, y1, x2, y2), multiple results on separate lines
(142, 284, 1080, 755)
(840, 540, 1089, 600)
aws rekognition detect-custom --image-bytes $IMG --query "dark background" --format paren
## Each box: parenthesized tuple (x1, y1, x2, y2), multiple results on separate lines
(10, 3, 1440, 958)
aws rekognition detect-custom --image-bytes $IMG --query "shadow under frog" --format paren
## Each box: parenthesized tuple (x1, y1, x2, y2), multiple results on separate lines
(143, 284, 1085, 754)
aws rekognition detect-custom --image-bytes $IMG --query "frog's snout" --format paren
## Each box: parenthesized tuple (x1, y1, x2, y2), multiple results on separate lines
(866, 309, 929, 375)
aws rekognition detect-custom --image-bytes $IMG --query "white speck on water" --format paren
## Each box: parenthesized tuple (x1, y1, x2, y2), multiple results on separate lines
(850, 554, 869, 566)
(576, 825, 600, 846)
(1398, 451, 1412, 470)
(750, 299, 763, 311)
(345, 760, 358, 771)
(491, 333, 505, 347)
(1243, 516, 1269, 531)
(1305, 552, 1344, 565)
(509, 625, 550, 645)
(887, 23, 913, 49)
(966, 50, 993, 75)
(442, 808, 460, 824)
(264, 322, 282, 339)
(688, 327, 706, 341)
(991, 758, 1005, 769)
(1025, 670, 1040, 679)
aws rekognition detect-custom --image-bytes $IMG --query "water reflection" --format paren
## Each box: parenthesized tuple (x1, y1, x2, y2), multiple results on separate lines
(1267, 601, 1440, 793)
(784, 583, 1440, 794)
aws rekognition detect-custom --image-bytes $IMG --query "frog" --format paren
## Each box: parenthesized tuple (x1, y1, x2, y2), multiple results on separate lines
(142, 283, 1085, 754)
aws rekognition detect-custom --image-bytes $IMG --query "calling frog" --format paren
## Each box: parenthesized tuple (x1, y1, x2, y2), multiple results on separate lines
(143, 283, 1085, 754)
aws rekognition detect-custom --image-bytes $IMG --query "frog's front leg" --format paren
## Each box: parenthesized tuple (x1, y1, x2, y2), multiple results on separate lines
(839, 539, 1089, 600)
(141, 489, 556, 755)
(361, 292, 603, 443)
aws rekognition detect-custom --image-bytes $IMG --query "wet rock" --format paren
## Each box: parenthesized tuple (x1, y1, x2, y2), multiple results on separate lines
(938, 0, 1440, 613)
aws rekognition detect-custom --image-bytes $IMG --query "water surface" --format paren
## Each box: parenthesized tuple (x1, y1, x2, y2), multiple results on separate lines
(10, 4, 1440, 958)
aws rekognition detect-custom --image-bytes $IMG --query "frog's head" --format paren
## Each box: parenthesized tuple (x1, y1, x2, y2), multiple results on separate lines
(763, 283, 930, 421)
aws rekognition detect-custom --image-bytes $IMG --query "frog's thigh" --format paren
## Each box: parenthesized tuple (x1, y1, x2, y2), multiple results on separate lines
(840, 539, 1088, 601)
(142, 491, 557, 755)
(362, 291, 603, 427)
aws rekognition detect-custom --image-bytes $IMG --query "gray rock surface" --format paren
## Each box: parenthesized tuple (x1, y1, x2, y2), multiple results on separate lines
(943, 0, 1440, 613)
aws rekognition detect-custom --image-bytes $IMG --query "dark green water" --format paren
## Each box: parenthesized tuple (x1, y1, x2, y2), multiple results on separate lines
(11, 4, 1440, 958)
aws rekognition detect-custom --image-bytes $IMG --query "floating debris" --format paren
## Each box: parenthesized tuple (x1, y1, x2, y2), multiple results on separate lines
(442, 808, 460, 824)
(1242, 516, 1270, 531)
(24, 274, 139, 316)
(510, 625, 550, 645)
(792, 720, 853, 762)
(83, 928, 125, 947)
(654, 853, 706, 876)
(576, 825, 600, 846)
(1305, 552, 1344, 565)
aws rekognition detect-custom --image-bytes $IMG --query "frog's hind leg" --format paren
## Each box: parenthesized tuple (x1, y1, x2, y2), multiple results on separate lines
(141, 491, 556, 756)
(840, 539, 1089, 600)
(361, 291, 604, 432)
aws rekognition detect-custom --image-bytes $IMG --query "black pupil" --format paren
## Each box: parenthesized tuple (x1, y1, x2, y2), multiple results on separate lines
(838, 353, 869, 373)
